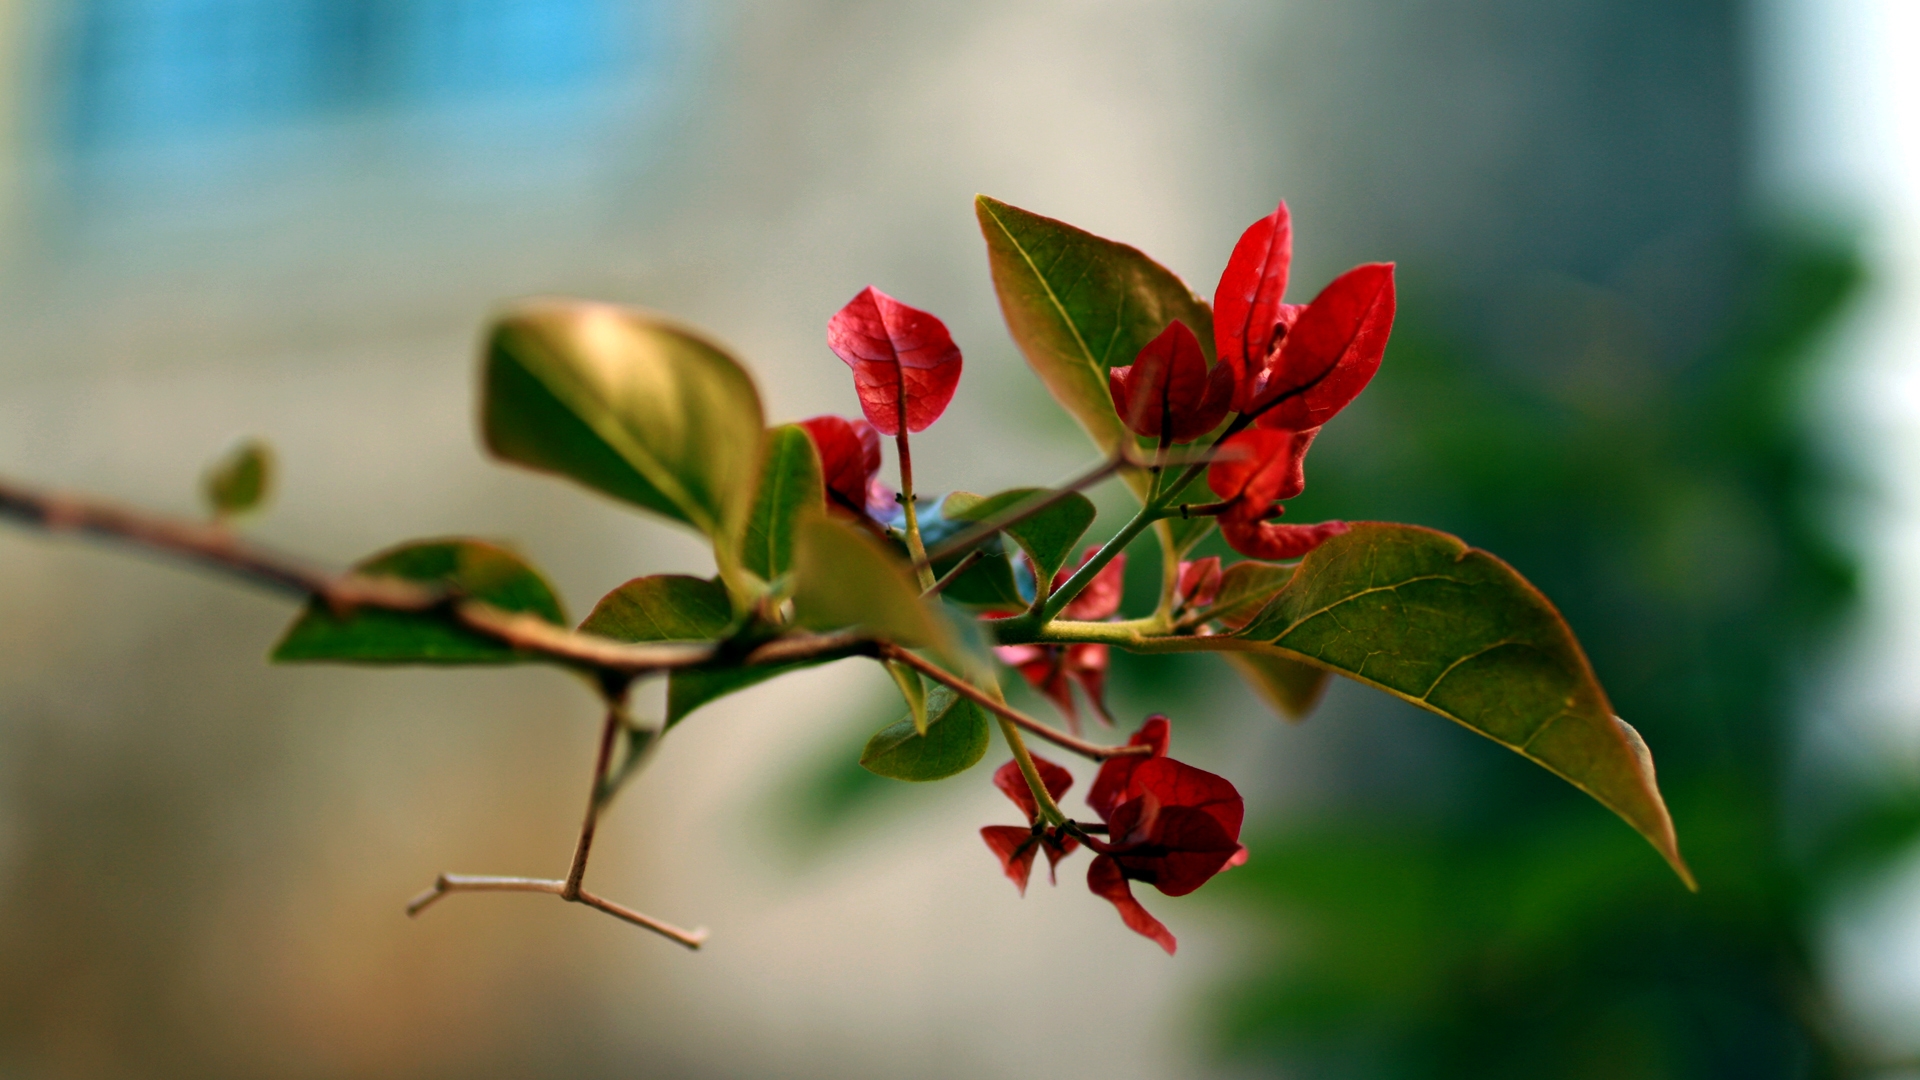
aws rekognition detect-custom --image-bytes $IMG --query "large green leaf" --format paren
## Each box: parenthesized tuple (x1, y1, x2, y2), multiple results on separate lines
(579, 574, 732, 642)
(1205, 559, 1296, 629)
(942, 488, 1096, 582)
(859, 685, 990, 781)
(975, 195, 1215, 460)
(1232, 523, 1692, 885)
(482, 301, 765, 544)
(791, 515, 951, 653)
(741, 425, 824, 582)
(273, 539, 565, 664)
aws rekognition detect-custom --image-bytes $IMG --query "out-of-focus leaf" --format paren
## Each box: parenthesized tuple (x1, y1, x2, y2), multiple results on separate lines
(826, 286, 964, 435)
(976, 195, 1214, 460)
(1233, 523, 1692, 885)
(791, 514, 951, 653)
(1222, 649, 1331, 721)
(203, 437, 274, 516)
(742, 425, 824, 581)
(482, 301, 765, 545)
(667, 659, 830, 727)
(943, 488, 1096, 582)
(579, 574, 732, 642)
(273, 539, 564, 664)
(886, 659, 929, 734)
(859, 685, 990, 781)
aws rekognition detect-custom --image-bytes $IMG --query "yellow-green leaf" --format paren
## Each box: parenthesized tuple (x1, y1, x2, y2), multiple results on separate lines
(741, 424, 824, 583)
(203, 438, 273, 517)
(1234, 523, 1693, 886)
(482, 301, 765, 546)
(579, 575, 733, 642)
(1222, 649, 1331, 721)
(791, 514, 952, 654)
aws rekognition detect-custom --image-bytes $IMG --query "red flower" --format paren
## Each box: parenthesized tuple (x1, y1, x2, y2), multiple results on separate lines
(826, 286, 964, 436)
(1107, 319, 1234, 443)
(1174, 557, 1222, 613)
(1212, 202, 1396, 428)
(979, 756, 1079, 895)
(1205, 427, 1349, 561)
(993, 548, 1127, 732)
(1083, 716, 1246, 955)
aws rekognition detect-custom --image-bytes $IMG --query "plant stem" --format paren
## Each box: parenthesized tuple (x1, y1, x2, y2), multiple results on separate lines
(922, 549, 983, 597)
(895, 431, 937, 592)
(876, 643, 1147, 761)
(563, 699, 624, 899)
(996, 714, 1068, 827)
(1034, 503, 1163, 624)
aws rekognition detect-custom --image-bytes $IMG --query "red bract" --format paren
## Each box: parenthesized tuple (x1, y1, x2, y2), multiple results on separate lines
(1206, 427, 1348, 561)
(1213, 200, 1296, 412)
(1174, 557, 1222, 612)
(826, 286, 964, 436)
(1082, 716, 1244, 955)
(1246, 262, 1396, 431)
(979, 757, 1079, 895)
(797, 415, 883, 521)
(1212, 201, 1396, 428)
(1108, 320, 1234, 443)
(994, 549, 1129, 732)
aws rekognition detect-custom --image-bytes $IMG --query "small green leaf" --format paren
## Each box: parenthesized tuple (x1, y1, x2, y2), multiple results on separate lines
(942, 488, 1097, 582)
(666, 658, 833, 727)
(579, 575, 732, 642)
(482, 301, 765, 547)
(1205, 559, 1296, 628)
(203, 438, 273, 516)
(273, 539, 565, 664)
(1222, 649, 1331, 721)
(976, 195, 1214, 459)
(1234, 523, 1693, 886)
(885, 660, 929, 734)
(742, 425, 823, 582)
(791, 514, 952, 653)
(859, 685, 990, 781)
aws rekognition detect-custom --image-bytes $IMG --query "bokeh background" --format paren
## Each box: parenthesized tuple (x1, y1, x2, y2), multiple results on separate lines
(2, 1, 1919, 1076)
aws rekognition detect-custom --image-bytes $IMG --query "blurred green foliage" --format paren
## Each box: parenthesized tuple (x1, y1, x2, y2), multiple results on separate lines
(1206, 229, 1920, 1077)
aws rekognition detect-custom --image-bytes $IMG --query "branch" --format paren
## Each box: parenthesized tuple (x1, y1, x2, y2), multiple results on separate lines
(876, 643, 1148, 761)
(0, 473, 872, 677)
(405, 874, 708, 949)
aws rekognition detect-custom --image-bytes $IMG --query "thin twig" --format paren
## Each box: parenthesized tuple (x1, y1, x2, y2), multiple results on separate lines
(876, 643, 1148, 761)
(922, 549, 984, 597)
(402, 874, 707, 948)
(564, 702, 624, 898)
(917, 455, 1127, 570)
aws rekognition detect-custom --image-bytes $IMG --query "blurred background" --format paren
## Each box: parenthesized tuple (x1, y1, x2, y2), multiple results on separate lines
(0, 0, 1918, 1076)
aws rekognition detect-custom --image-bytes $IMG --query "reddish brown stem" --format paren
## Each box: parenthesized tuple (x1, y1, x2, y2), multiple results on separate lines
(876, 644, 1149, 761)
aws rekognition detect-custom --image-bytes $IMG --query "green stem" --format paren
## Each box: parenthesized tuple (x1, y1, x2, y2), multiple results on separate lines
(1034, 503, 1162, 625)
(995, 712, 1067, 826)
(896, 431, 936, 592)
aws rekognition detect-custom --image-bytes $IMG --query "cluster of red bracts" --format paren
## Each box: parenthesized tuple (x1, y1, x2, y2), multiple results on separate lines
(981, 716, 1245, 954)
(1109, 201, 1395, 560)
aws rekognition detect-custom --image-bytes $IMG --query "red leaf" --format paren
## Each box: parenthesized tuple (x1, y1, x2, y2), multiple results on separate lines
(1058, 548, 1127, 621)
(1214, 201, 1294, 412)
(995, 641, 1113, 733)
(981, 826, 1039, 895)
(798, 415, 882, 521)
(827, 286, 964, 435)
(1107, 320, 1235, 443)
(1064, 642, 1115, 727)
(991, 755, 1074, 824)
(1175, 557, 1222, 610)
(1247, 263, 1395, 431)
(1207, 428, 1320, 509)
(1088, 715, 1171, 821)
(1218, 516, 1349, 561)
(1088, 854, 1176, 954)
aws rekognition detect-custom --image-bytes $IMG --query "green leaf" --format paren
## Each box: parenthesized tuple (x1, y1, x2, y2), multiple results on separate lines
(203, 438, 273, 516)
(791, 514, 952, 653)
(1232, 523, 1692, 886)
(482, 301, 765, 545)
(741, 424, 824, 582)
(273, 539, 565, 664)
(1222, 649, 1331, 721)
(1205, 559, 1296, 628)
(942, 488, 1097, 582)
(859, 685, 990, 781)
(885, 659, 929, 735)
(975, 195, 1215, 461)
(579, 575, 732, 642)
(667, 659, 832, 727)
